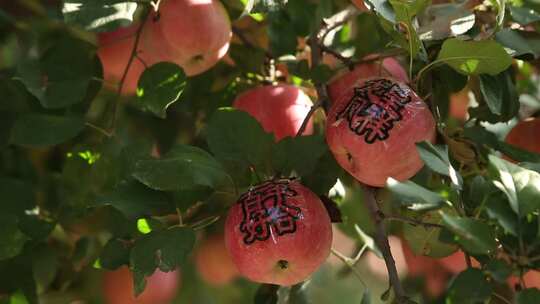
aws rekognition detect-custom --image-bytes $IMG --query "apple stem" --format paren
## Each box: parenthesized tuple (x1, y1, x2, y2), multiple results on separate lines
(361, 184, 408, 303)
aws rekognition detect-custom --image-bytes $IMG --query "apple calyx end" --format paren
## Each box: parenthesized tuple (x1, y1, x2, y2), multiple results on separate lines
(277, 259, 289, 270)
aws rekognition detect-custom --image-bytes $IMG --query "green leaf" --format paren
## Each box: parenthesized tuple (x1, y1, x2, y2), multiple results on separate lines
(361, 291, 371, 304)
(18, 215, 55, 241)
(130, 227, 195, 295)
(10, 114, 85, 147)
(31, 245, 58, 293)
(0, 255, 38, 304)
(437, 39, 512, 75)
(99, 238, 131, 270)
(431, 65, 468, 120)
(285, 0, 318, 37)
(418, 3, 475, 41)
(386, 178, 446, 211)
(488, 155, 540, 216)
(366, 0, 397, 23)
(229, 44, 267, 73)
(495, 29, 539, 59)
(272, 135, 327, 176)
(288, 283, 309, 304)
(268, 11, 297, 57)
(0, 177, 35, 215)
(521, 162, 540, 173)
(447, 268, 493, 303)
(353, 14, 393, 58)
(416, 141, 462, 189)
(40, 37, 99, 108)
(254, 284, 279, 304)
(440, 213, 497, 255)
(403, 209, 458, 257)
(207, 108, 274, 177)
(464, 126, 540, 162)
(133, 144, 228, 191)
(469, 68, 519, 123)
(479, 74, 504, 115)
(484, 194, 519, 236)
(0, 79, 33, 147)
(509, 6, 540, 25)
(388, 0, 428, 57)
(516, 288, 540, 304)
(61, 0, 138, 32)
(485, 259, 512, 283)
(95, 180, 174, 219)
(136, 62, 187, 119)
(0, 215, 29, 261)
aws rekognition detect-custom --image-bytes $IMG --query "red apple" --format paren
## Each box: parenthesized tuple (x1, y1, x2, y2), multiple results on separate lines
(508, 270, 540, 290)
(448, 88, 470, 121)
(224, 179, 332, 285)
(194, 233, 239, 285)
(351, 0, 369, 11)
(233, 85, 314, 141)
(149, 0, 232, 76)
(401, 240, 440, 276)
(97, 25, 146, 95)
(102, 267, 179, 304)
(504, 118, 540, 161)
(327, 58, 408, 101)
(401, 241, 449, 297)
(325, 77, 436, 187)
(438, 250, 480, 274)
(424, 268, 448, 298)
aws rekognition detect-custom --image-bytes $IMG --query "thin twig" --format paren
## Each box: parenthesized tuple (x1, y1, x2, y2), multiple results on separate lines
(295, 101, 322, 137)
(109, 10, 150, 133)
(320, 45, 356, 69)
(176, 207, 183, 226)
(361, 184, 408, 303)
(492, 292, 512, 304)
(85, 122, 113, 138)
(330, 248, 368, 289)
(320, 6, 359, 43)
(384, 214, 444, 229)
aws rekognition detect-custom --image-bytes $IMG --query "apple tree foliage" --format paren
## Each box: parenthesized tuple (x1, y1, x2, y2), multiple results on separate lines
(0, 0, 540, 303)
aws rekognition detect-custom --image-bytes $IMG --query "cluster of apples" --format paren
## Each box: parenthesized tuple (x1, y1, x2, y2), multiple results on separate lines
(97, 0, 232, 95)
(98, 0, 540, 300)
(219, 52, 440, 287)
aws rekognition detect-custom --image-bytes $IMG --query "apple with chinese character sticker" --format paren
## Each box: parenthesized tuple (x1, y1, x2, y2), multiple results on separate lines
(224, 179, 332, 285)
(327, 57, 409, 101)
(325, 77, 436, 187)
(233, 84, 313, 141)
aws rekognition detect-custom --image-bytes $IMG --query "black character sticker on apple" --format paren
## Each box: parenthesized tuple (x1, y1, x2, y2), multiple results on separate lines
(238, 180, 302, 245)
(335, 78, 412, 144)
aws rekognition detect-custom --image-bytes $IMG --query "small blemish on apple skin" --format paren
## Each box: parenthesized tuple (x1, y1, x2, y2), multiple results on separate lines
(277, 260, 289, 270)
(192, 54, 204, 62)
